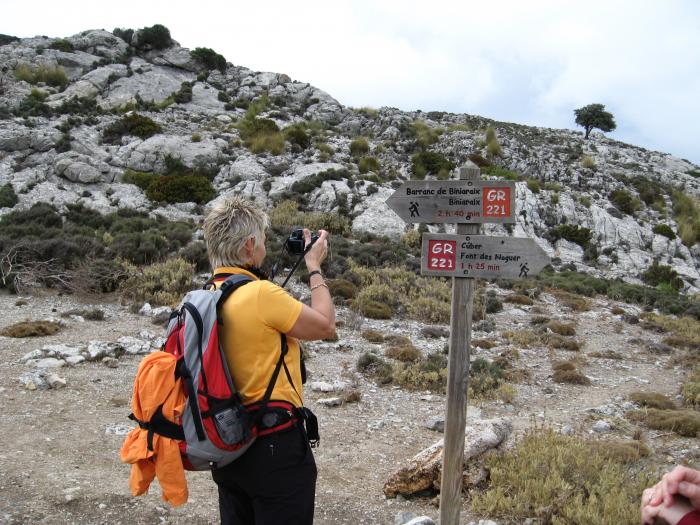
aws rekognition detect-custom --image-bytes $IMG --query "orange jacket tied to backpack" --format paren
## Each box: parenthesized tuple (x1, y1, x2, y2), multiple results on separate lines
(120, 351, 188, 506)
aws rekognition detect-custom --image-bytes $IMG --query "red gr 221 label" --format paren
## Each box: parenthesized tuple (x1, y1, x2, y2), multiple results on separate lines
(427, 240, 456, 270)
(482, 187, 511, 218)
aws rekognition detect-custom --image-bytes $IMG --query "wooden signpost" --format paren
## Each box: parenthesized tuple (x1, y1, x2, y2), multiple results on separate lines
(386, 162, 550, 525)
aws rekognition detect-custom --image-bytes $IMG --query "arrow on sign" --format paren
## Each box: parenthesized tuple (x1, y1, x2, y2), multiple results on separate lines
(421, 234, 550, 279)
(386, 180, 516, 224)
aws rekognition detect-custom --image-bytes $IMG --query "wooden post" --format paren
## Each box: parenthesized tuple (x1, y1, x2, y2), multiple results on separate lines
(439, 162, 481, 524)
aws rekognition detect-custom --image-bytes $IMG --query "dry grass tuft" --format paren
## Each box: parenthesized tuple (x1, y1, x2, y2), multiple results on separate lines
(356, 352, 393, 384)
(628, 392, 676, 410)
(60, 308, 105, 321)
(626, 408, 700, 437)
(503, 329, 541, 348)
(546, 320, 577, 336)
(471, 428, 655, 524)
(504, 294, 534, 306)
(589, 350, 624, 360)
(682, 366, 700, 407)
(361, 329, 384, 343)
(383, 334, 412, 346)
(530, 315, 549, 325)
(589, 439, 650, 463)
(392, 352, 448, 392)
(640, 314, 700, 346)
(552, 289, 590, 311)
(545, 334, 581, 351)
(341, 389, 362, 404)
(385, 344, 421, 363)
(552, 360, 590, 385)
(472, 338, 497, 349)
(0, 320, 61, 338)
(610, 306, 626, 315)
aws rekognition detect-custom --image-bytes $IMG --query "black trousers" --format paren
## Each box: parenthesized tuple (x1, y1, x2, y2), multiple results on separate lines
(211, 424, 317, 525)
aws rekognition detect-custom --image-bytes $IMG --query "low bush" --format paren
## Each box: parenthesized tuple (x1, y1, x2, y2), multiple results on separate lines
(284, 124, 311, 150)
(172, 81, 193, 104)
(553, 368, 591, 385)
(548, 224, 592, 248)
(49, 39, 74, 52)
(471, 428, 654, 524)
(113, 27, 134, 43)
(581, 155, 596, 169)
(15, 88, 52, 118)
(349, 137, 370, 157)
(0, 320, 61, 337)
(14, 63, 68, 88)
(469, 358, 506, 399)
(641, 261, 684, 291)
(358, 156, 380, 174)
(652, 223, 675, 239)
(545, 334, 581, 351)
(102, 113, 162, 144)
(356, 352, 393, 384)
(682, 366, 700, 407)
(135, 24, 171, 50)
(392, 352, 448, 392)
(481, 165, 519, 180)
(626, 408, 700, 437)
(546, 320, 576, 336)
(328, 279, 357, 300)
(552, 290, 590, 311)
(0, 34, 20, 46)
(485, 296, 503, 314)
(472, 338, 497, 349)
(361, 329, 384, 343)
(589, 350, 624, 360)
(358, 299, 392, 319)
(412, 120, 442, 150)
(0, 184, 18, 208)
(526, 179, 540, 193)
(385, 343, 421, 362)
(671, 191, 700, 247)
(628, 391, 676, 410)
(609, 188, 642, 215)
(503, 329, 541, 348)
(268, 200, 351, 235)
(504, 294, 533, 306)
(411, 151, 454, 179)
(119, 258, 194, 306)
(146, 173, 215, 204)
(60, 308, 105, 321)
(190, 47, 227, 72)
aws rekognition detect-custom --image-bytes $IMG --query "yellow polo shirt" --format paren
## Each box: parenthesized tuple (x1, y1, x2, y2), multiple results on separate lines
(213, 267, 304, 407)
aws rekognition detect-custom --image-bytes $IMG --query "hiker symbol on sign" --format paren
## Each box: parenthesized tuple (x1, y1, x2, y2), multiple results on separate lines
(519, 262, 529, 278)
(409, 202, 420, 218)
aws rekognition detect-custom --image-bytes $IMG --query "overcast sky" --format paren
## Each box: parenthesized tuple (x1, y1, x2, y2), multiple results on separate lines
(3, 0, 699, 164)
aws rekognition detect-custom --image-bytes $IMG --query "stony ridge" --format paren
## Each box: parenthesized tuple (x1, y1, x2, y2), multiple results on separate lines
(0, 28, 699, 291)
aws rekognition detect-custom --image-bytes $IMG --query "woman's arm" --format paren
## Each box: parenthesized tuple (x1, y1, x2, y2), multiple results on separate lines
(286, 229, 336, 340)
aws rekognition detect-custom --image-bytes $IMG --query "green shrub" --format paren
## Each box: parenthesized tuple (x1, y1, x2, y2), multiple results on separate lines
(641, 261, 683, 291)
(173, 81, 193, 104)
(179, 241, 209, 272)
(49, 39, 74, 52)
(609, 188, 641, 215)
(358, 300, 392, 319)
(328, 279, 357, 299)
(469, 358, 506, 399)
(135, 24, 171, 49)
(238, 116, 285, 155)
(652, 223, 675, 239)
(102, 113, 162, 144)
(122, 170, 155, 190)
(472, 428, 654, 524)
(392, 352, 448, 392)
(0, 34, 20, 46)
(0, 184, 18, 208)
(14, 63, 68, 88)
(349, 137, 370, 157)
(682, 366, 700, 407)
(411, 151, 454, 179)
(268, 200, 351, 234)
(548, 224, 592, 248)
(526, 178, 540, 193)
(671, 191, 700, 247)
(481, 166, 519, 180)
(120, 258, 194, 306)
(190, 47, 227, 72)
(356, 352, 393, 384)
(112, 27, 134, 43)
(361, 329, 384, 343)
(412, 120, 442, 150)
(358, 156, 380, 174)
(385, 343, 421, 362)
(15, 88, 52, 117)
(627, 408, 700, 437)
(145, 174, 215, 204)
(284, 124, 311, 150)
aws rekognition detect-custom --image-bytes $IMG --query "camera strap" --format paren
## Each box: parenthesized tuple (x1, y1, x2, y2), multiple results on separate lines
(280, 235, 320, 289)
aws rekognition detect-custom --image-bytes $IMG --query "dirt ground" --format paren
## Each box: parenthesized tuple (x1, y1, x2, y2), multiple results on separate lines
(0, 285, 696, 525)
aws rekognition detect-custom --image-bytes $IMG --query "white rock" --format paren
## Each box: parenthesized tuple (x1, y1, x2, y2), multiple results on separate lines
(20, 350, 44, 363)
(65, 355, 86, 366)
(35, 358, 65, 369)
(317, 397, 343, 407)
(45, 373, 67, 389)
(592, 420, 612, 433)
(139, 303, 153, 316)
(309, 381, 335, 393)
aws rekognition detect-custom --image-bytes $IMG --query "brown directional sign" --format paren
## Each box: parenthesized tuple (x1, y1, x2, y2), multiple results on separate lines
(421, 233, 550, 279)
(386, 180, 516, 224)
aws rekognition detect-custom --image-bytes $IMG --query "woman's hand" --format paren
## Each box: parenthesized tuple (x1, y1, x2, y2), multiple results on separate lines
(650, 466, 700, 509)
(303, 229, 329, 271)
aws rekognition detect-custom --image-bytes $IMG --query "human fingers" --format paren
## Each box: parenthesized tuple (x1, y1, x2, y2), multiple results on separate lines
(641, 489, 661, 525)
(678, 480, 700, 509)
(649, 478, 670, 507)
(667, 466, 700, 487)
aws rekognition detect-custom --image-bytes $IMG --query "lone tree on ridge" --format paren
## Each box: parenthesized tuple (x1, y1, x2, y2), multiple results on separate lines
(574, 103, 616, 139)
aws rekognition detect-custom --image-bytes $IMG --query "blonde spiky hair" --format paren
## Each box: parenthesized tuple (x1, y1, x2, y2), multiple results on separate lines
(203, 196, 269, 269)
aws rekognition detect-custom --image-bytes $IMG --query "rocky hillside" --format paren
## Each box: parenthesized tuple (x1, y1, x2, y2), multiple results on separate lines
(1, 27, 699, 292)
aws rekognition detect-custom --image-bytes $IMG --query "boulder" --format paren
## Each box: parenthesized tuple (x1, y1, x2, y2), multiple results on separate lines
(55, 157, 103, 183)
(383, 418, 512, 498)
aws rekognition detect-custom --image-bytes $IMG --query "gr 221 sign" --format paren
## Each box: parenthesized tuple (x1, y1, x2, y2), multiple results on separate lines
(422, 234, 550, 279)
(385, 180, 516, 224)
